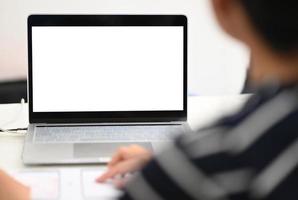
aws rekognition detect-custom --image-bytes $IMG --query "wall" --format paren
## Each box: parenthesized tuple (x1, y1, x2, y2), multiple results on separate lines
(0, 0, 249, 95)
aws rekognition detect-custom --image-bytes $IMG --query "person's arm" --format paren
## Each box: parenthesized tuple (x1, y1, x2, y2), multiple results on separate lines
(0, 170, 30, 200)
(97, 126, 251, 200)
(97, 139, 231, 200)
(117, 141, 229, 200)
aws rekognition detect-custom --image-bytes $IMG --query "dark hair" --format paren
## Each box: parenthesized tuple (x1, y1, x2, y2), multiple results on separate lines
(240, 0, 298, 53)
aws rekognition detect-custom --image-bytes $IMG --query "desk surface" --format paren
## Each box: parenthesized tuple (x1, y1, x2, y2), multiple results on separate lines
(0, 95, 250, 170)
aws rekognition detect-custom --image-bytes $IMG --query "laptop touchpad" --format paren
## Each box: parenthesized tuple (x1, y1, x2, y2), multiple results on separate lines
(74, 142, 153, 158)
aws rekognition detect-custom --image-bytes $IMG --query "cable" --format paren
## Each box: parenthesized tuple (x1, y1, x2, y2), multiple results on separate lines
(0, 128, 27, 132)
(0, 98, 27, 135)
(0, 128, 27, 136)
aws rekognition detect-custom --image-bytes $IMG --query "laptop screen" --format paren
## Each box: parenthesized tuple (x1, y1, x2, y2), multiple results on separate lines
(28, 15, 187, 123)
(32, 26, 184, 112)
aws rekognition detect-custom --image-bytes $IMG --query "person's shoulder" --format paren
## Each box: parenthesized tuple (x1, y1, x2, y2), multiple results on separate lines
(217, 82, 298, 128)
(177, 82, 298, 165)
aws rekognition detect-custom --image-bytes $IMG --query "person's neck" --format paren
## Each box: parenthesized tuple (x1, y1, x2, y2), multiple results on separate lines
(250, 48, 298, 86)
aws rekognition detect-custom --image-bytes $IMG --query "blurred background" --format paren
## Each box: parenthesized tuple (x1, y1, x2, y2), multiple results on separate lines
(0, 0, 249, 103)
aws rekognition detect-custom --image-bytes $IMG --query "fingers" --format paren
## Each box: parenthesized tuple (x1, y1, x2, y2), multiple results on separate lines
(108, 145, 149, 168)
(96, 158, 142, 183)
(112, 174, 133, 189)
(113, 178, 127, 189)
(96, 145, 152, 187)
(96, 168, 119, 183)
(108, 147, 129, 168)
(108, 154, 122, 168)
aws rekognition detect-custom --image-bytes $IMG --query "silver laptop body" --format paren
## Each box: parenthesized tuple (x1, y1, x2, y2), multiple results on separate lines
(23, 15, 189, 165)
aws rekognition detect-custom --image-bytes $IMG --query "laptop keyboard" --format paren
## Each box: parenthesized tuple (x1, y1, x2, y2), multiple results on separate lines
(34, 125, 185, 143)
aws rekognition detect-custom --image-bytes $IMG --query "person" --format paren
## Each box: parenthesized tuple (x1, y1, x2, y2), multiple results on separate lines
(97, 0, 298, 199)
(1, 0, 298, 199)
(0, 170, 30, 200)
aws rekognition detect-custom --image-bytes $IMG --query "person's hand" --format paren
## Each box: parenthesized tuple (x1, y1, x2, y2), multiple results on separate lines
(96, 145, 152, 188)
(0, 170, 30, 200)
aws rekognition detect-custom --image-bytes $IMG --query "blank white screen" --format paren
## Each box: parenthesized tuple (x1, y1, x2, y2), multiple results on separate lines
(32, 26, 184, 112)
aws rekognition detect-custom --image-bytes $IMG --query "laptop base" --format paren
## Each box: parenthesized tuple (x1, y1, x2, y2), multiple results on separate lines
(22, 123, 190, 165)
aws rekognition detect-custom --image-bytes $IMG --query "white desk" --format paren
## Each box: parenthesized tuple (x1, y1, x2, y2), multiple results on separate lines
(0, 95, 250, 199)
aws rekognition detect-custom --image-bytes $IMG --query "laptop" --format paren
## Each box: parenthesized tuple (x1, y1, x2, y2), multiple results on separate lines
(22, 15, 189, 165)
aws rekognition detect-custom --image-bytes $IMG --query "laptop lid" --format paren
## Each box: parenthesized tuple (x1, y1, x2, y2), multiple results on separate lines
(28, 15, 187, 123)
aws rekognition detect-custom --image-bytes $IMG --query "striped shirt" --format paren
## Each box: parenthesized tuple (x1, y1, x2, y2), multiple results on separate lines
(120, 82, 298, 200)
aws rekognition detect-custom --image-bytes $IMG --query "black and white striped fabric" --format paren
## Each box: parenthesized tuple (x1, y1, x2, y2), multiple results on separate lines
(120, 82, 298, 200)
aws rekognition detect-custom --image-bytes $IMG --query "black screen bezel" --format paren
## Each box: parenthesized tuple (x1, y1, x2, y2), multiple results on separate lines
(28, 15, 187, 123)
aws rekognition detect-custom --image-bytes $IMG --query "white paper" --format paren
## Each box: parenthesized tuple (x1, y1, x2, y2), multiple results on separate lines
(9, 168, 122, 200)
(11, 171, 60, 200)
